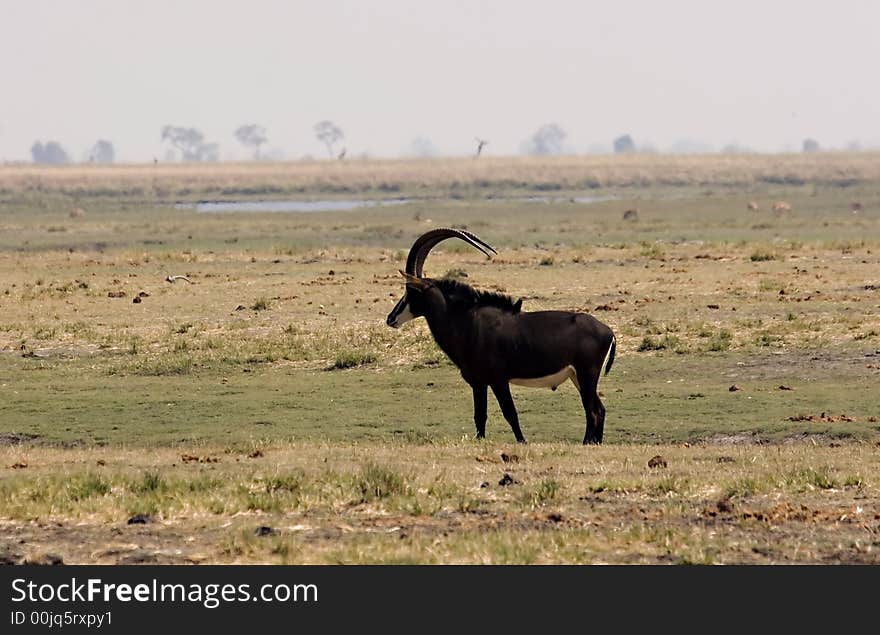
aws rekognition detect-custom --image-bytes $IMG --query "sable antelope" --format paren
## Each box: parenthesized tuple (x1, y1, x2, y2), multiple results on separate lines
(386, 229, 617, 444)
(851, 201, 863, 213)
(622, 208, 639, 221)
(747, 201, 759, 211)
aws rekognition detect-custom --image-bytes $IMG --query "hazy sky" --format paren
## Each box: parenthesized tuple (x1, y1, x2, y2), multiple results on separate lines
(2, 0, 879, 162)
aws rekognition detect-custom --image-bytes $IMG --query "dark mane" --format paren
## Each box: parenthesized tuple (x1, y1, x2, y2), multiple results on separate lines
(434, 278, 521, 313)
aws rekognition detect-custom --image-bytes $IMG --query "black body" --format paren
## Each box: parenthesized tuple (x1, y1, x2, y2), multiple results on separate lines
(394, 277, 616, 444)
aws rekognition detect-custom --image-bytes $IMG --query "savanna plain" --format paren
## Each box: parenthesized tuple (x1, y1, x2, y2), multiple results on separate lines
(1, 154, 879, 564)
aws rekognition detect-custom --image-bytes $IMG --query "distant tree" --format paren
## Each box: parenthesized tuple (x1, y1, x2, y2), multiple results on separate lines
(522, 123, 566, 155)
(314, 120, 344, 158)
(234, 124, 268, 160)
(88, 139, 115, 163)
(201, 144, 219, 161)
(802, 138, 820, 153)
(410, 137, 437, 158)
(31, 140, 70, 165)
(613, 134, 636, 154)
(160, 125, 219, 162)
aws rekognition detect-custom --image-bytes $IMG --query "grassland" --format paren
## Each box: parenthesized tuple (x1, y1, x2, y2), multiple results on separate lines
(2, 152, 880, 198)
(3, 442, 878, 565)
(1, 155, 879, 564)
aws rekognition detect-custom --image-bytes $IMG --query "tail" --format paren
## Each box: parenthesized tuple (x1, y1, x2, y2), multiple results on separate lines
(602, 335, 616, 376)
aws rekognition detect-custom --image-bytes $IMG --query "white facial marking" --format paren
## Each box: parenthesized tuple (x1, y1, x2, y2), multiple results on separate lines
(510, 365, 577, 389)
(392, 303, 415, 327)
(388, 297, 416, 328)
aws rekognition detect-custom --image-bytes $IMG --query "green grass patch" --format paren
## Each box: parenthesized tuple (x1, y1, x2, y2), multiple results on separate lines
(723, 477, 763, 499)
(526, 479, 561, 506)
(354, 463, 410, 503)
(330, 349, 377, 370)
(131, 354, 194, 376)
(251, 297, 271, 311)
(68, 474, 111, 501)
(638, 334, 684, 353)
(750, 249, 778, 262)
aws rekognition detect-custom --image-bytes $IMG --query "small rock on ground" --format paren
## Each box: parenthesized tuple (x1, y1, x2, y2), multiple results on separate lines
(647, 455, 667, 469)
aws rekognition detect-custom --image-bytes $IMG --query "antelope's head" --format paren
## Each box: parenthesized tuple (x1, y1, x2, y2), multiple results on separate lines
(385, 228, 496, 328)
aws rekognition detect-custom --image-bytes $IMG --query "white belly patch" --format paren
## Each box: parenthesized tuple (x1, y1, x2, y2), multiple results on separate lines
(510, 365, 577, 391)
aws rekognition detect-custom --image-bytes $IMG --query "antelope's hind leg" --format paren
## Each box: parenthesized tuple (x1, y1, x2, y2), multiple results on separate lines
(594, 396, 606, 442)
(575, 366, 602, 444)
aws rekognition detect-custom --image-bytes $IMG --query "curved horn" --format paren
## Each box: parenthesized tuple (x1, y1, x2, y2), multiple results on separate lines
(405, 228, 497, 277)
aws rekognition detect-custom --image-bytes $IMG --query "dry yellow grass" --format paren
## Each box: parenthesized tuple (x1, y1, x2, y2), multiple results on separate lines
(3, 152, 880, 196)
(2, 240, 878, 368)
(2, 441, 878, 564)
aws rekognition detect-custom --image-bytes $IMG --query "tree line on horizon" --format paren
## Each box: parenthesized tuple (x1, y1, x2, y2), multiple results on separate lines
(26, 121, 347, 165)
(23, 121, 860, 165)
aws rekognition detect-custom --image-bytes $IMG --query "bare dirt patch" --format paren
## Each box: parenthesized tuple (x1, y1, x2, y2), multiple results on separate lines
(0, 433, 41, 446)
(701, 432, 765, 445)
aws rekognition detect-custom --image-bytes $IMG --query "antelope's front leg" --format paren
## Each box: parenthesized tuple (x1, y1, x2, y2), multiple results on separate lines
(491, 383, 526, 443)
(472, 384, 487, 439)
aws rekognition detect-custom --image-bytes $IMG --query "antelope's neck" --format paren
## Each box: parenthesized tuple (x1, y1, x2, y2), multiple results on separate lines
(423, 305, 466, 366)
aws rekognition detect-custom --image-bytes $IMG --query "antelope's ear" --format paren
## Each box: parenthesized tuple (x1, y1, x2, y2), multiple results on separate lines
(399, 270, 429, 289)
(513, 298, 523, 312)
